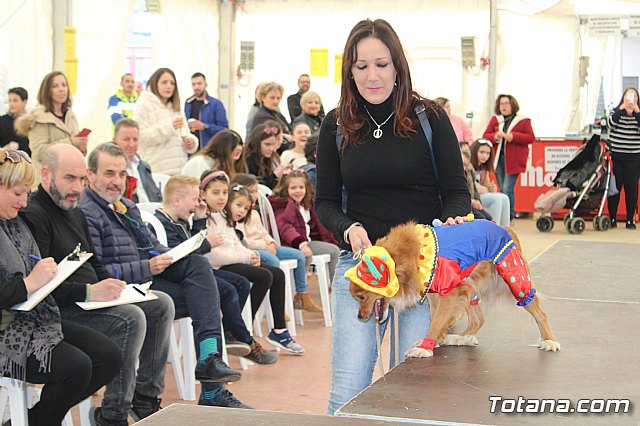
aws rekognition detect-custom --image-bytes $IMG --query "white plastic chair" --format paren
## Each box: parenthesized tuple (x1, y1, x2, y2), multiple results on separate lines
(0, 377, 91, 426)
(151, 173, 171, 195)
(139, 208, 197, 401)
(256, 190, 332, 327)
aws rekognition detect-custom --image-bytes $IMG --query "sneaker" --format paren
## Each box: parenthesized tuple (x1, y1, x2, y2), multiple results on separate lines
(130, 391, 162, 421)
(266, 329, 305, 354)
(626, 221, 636, 230)
(93, 407, 128, 426)
(611, 219, 617, 228)
(198, 388, 253, 409)
(195, 352, 241, 383)
(224, 333, 251, 357)
(244, 339, 278, 364)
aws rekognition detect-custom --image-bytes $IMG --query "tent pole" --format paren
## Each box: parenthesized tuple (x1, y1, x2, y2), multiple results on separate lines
(487, 0, 497, 119)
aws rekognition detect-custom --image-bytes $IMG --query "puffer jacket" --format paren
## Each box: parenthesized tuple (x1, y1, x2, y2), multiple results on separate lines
(78, 186, 168, 284)
(268, 196, 338, 248)
(134, 90, 198, 176)
(15, 105, 80, 180)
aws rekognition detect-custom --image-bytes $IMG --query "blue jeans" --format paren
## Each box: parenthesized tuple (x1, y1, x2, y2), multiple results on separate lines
(259, 246, 308, 293)
(60, 291, 174, 421)
(495, 154, 519, 220)
(153, 254, 221, 360)
(213, 268, 252, 344)
(327, 251, 431, 415)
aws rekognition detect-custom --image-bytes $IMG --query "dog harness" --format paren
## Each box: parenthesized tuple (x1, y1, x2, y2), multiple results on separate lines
(345, 219, 535, 307)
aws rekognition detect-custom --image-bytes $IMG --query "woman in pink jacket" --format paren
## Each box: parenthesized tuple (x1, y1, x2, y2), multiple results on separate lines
(482, 94, 535, 221)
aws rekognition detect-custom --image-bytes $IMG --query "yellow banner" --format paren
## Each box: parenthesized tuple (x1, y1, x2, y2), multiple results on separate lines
(334, 54, 343, 83)
(310, 48, 328, 77)
(64, 58, 78, 95)
(64, 26, 76, 59)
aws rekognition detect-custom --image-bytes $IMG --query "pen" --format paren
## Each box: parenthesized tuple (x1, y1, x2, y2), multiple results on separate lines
(28, 254, 42, 262)
(148, 250, 161, 257)
(113, 266, 119, 280)
(131, 285, 146, 297)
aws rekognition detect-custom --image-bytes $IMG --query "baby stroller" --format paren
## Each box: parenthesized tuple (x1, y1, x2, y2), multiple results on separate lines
(534, 134, 613, 234)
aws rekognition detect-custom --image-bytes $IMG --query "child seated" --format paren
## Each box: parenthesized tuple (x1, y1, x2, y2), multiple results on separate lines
(470, 139, 511, 227)
(230, 173, 322, 312)
(459, 141, 492, 222)
(200, 170, 305, 355)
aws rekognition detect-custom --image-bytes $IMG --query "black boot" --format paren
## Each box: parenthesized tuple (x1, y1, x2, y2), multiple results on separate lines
(195, 352, 241, 383)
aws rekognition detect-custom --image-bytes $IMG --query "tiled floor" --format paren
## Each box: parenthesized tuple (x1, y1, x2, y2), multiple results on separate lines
(75, 216, 639, 422)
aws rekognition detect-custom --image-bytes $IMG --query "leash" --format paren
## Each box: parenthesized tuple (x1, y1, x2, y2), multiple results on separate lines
(373, 306, 401, 384)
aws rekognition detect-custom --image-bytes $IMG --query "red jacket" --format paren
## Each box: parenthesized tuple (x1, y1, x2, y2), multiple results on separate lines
(483, 114, 535, 175)
(268, 196, 338, 248)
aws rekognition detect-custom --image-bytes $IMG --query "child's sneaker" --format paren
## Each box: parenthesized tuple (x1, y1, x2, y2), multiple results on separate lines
(244, 339, 278, 364)
(198, 388, 252, 409)
(266, 329, 305, 354)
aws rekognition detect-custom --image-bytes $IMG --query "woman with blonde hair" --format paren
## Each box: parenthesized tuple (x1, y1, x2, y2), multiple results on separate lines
(292, 91, 323, 134)
(0, 148, 121, 426)
(134, 67, 198, 175)
(250, 81, 292, 144)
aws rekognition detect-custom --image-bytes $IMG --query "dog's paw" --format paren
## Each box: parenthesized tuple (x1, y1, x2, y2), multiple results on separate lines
(441, 334, 479, 346)
(405, 346, 433, 358)
(539, 339, 561, 352)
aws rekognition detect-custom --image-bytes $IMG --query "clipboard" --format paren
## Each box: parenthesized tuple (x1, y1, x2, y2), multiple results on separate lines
(166, 229, 207, 264)
(12, 251, 93, 311)
(75, 282, 157, 310)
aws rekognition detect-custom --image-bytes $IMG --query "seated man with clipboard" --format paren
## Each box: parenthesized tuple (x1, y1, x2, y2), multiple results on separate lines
(22, 144, 176, 426)
(78, 143, 250, 411)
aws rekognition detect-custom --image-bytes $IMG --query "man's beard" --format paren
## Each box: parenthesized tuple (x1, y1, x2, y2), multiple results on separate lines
(49, 180, 80, 211)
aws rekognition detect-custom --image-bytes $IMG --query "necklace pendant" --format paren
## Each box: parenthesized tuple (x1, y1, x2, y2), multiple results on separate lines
(373, 128, 383, 139)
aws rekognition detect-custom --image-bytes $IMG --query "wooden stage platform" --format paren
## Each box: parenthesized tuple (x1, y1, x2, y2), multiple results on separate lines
(337, 241, 640, 425)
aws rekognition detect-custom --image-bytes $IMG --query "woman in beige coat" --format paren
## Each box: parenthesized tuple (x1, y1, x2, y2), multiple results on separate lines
(15, 71, 88, 178)
(134, 68, 198, 175)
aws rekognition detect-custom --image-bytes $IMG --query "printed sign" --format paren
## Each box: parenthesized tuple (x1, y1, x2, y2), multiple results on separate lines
(587, 16, 620, 37)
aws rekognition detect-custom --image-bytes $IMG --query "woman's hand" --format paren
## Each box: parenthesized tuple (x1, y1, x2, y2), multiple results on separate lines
(182, 136, 196, 152)
(348, 225, 371, 254)
(488, 182, 498, 192)
(172, 117, 185, 129)
(504, 133, 514, 142)
(471, 199, 483, 210)
(443, 216, 467, 226)
(24, 258, 57, 293)
(274, 163, 293, 179)
(71, 134, 88, 154)
(250, 253, 261, 266)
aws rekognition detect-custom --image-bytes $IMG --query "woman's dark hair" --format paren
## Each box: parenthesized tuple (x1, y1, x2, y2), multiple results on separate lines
(304, 134, 318, 163)
(271, 170, 314, 210)
(244, 120, 282, 179)
(337, 18, 435, 148)
(615, 87, 640, 109)
(229, 173, 259, 188)
(470, 139, 495, 172)
(194, 129, 248, 178)
(147, 68, 180, 111)
(37, 71, 71, 113)
(493, 94, 520, 116)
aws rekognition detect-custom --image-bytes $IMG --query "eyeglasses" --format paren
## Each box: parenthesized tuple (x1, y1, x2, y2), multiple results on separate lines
(264, 127, 279, 135)
(476, 139, 493, 146)
(0, 150, 32, 164)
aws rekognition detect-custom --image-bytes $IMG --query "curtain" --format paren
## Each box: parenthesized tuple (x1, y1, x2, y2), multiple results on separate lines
(0, 0, 53, 115)
(72, 0, 135, 149)
(150, 0, 220, 112)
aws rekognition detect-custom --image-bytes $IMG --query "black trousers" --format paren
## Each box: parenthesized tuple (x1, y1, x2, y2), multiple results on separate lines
(221, 263, 286, 329)
(608, 157, 640, 222)
(25, 319, 122, 426)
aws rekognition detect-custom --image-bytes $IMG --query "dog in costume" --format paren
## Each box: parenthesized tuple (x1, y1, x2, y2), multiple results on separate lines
(347, 218, 560, 358)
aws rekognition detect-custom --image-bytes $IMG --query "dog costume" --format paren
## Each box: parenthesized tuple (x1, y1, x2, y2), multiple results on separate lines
(345, 219, 535, 307)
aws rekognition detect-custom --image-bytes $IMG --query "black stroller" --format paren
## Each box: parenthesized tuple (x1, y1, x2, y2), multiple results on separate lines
(534, 134, 613, 234)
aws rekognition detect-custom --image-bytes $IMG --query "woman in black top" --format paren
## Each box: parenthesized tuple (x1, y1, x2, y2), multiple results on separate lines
(250, 81, 292, 146)
(315, 18, 470, 415)
(0, 149, 121, 426)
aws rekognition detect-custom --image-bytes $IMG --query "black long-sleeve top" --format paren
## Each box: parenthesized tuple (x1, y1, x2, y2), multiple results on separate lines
(315, 96, 470, 250)
(21, 186, 111, 307)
